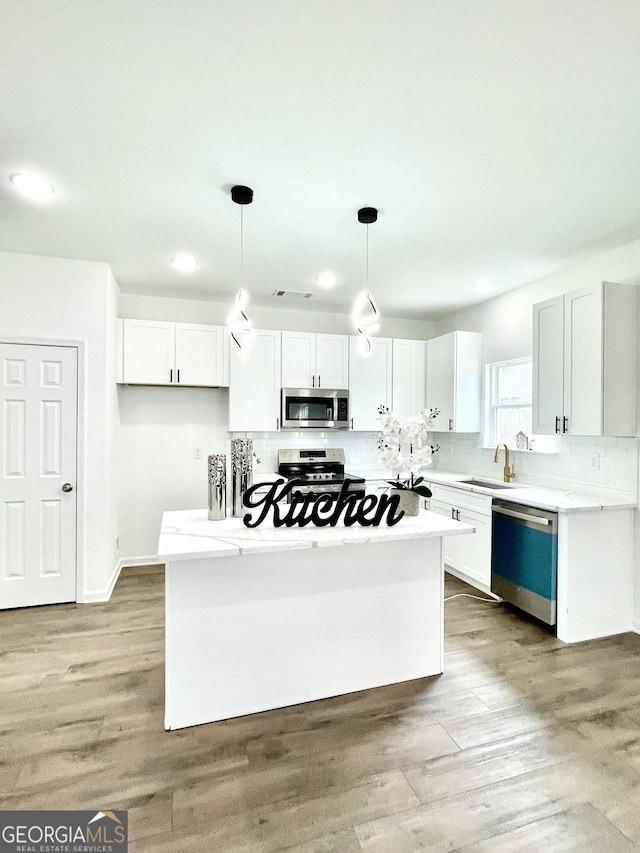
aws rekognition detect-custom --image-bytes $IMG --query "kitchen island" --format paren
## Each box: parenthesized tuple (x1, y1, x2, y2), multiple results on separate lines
(158, 508, 474, 730)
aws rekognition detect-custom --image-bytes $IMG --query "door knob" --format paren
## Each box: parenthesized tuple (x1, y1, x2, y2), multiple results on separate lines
(62, 483, 73, 492)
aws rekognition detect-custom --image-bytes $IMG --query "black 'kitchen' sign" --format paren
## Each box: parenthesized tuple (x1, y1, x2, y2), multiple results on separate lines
(242, 479, 405, 528)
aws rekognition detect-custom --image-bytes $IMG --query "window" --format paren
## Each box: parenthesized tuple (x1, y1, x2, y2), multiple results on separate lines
(488, 358, 532, 446)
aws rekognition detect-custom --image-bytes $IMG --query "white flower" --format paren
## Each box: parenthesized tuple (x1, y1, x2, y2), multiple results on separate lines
(377, 406, 439, 486)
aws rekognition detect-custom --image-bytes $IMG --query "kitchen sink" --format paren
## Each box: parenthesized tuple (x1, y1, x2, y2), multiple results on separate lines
(458, 478, 516, 490)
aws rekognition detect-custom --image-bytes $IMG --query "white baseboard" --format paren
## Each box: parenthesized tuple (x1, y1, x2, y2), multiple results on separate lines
(79, 556, 161, 604)
(81, 558, 125, 604)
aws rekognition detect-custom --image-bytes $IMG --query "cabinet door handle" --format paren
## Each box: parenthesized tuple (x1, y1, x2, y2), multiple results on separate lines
(457, 509, 461, 521)
(451, 507, 455, 519)
(312, 376, 315, 388)
(170, 368, 173, 383)
(563, 416, 568, 433)
(350, 418, 354, 429)
(449, 418, 453, 431)
(555, 416, 560, 434)
(318, 375, 321, 387)
(177, 369, 180, 384)
(276, 417, 279, 430)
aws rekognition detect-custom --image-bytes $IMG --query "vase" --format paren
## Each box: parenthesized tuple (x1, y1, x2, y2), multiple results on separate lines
(388, 488, 420, 517)
(231, 438, 253, 517)
(208, 454, 226, 520)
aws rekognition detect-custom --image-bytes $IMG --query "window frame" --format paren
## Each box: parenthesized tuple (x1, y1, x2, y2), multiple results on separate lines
(486, 356, 533, 447)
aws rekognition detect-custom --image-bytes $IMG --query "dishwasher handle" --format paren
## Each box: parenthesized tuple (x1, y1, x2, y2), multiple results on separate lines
(492, 504, 553, 528)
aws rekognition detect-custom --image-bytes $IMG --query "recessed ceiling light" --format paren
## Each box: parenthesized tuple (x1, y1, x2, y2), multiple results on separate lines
(171, 254, 199, 273)
(473, 279, 493, 294)
(10, 173, 55, 199)
(316, 271, 338, 289)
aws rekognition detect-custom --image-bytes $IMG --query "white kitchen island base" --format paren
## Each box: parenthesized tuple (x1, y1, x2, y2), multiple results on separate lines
(160, 510, 473, 730)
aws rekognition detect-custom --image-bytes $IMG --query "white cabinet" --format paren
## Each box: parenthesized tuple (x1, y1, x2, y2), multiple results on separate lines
(532, 282, 636, 436)
(118, 319, 229, 387)
(348, 336, 393, 431)
(426, 331, 481, 432)
(392, 339, 426, 422)
(175, 323, 229, 387)
(229, 329, 282, 431)
(281, 331, 349, 389)
(430, 484, 492, 590)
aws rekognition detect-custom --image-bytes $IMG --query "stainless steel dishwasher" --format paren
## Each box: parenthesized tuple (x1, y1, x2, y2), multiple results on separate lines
(491, 500, 558, 626)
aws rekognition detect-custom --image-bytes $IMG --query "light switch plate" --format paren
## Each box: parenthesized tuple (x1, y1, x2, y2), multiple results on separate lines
(588, 452, 599, 470)
(193, 446, 202, 459)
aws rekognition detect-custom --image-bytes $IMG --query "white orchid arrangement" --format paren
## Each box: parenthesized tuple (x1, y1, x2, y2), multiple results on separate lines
(377, 405, 440, 496)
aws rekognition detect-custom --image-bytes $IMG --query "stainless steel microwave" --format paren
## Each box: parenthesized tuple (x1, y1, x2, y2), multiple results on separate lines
(281, 388, 349, 429)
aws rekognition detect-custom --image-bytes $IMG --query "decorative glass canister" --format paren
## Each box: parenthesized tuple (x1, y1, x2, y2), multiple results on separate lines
(208, 454, 226, 520)
(231, 438, 253, 516)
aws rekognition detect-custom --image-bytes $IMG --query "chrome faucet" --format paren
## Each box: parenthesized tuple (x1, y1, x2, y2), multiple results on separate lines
(494, 443, 516, 483)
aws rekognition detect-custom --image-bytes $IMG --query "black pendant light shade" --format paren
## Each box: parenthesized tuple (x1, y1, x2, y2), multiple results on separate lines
(231, 185, 254, 205)
(358, 206, 378, 224)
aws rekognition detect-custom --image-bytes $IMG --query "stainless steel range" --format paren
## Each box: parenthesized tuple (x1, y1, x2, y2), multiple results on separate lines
(277, 449, 365, 502)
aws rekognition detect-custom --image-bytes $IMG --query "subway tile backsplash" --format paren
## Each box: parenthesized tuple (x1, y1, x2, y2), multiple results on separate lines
(230, 431, 382, 476)
(430, 432, 638, 502)
(234, 429, 638, 502)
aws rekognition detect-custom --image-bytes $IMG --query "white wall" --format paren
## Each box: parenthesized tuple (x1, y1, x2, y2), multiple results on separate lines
(431, 236, 640, 629)
(118, 386, 229, 560)
(434, 238, 640, 361)
(119, 293, 435, 340)
(0, 251, 120, 601)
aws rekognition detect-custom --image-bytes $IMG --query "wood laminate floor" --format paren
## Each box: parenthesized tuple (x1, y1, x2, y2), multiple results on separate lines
(2, 566, 640, 852)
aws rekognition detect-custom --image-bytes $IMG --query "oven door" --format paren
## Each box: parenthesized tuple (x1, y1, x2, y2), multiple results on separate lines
(281, 388, 349, 429)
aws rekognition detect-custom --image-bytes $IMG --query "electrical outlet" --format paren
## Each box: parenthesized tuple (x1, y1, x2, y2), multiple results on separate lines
(193, 446, 202, 459)
(588, 452, 600, 470)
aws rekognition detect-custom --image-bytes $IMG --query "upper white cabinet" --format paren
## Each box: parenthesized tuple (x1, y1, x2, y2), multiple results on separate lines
(175, 323, 229, 387)
(229, 329, 282, 431)
(348, 336, 393, 430)
(532, 282, 636, 436)
(392, 339, 426, 422)
(118, 319, 229, 387)
(281, 331, 349, 389)
(426, 331, 482, 432)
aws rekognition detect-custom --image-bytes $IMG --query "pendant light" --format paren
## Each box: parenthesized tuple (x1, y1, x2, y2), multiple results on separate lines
(352, 206, 381, 355)
(227, 185, 254, 351)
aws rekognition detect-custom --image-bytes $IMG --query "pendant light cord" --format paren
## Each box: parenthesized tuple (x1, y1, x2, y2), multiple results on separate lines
(240, 205, 244, 286)
(366, 222, 369, 293)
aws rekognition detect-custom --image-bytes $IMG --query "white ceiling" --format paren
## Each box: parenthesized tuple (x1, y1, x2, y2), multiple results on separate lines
(2, 1, 640, 319)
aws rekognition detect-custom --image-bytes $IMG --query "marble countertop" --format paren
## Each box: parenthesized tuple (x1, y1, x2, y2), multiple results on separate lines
(158, 507, 475, 562)
(352, 468, 636, 513)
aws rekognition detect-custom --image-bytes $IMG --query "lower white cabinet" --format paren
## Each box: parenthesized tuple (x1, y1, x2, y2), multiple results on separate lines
(430, 484, 492, 590)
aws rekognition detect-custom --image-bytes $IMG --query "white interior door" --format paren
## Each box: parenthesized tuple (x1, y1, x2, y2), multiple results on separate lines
(1, 343, 78, 609)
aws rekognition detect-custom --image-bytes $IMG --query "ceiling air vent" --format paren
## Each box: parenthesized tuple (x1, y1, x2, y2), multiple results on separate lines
(271, 289, 313, 299)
